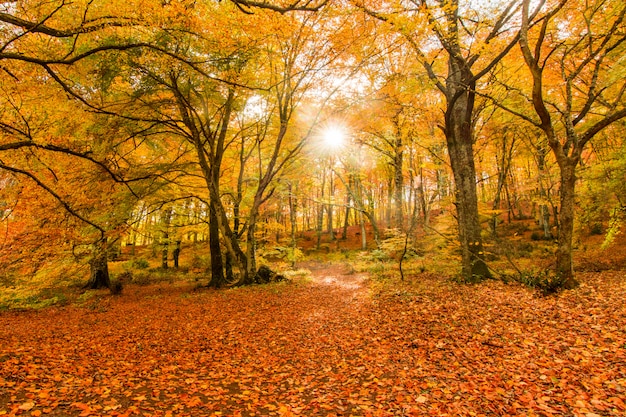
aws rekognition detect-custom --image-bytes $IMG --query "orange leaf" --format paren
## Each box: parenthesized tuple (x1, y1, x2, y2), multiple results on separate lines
(19, 403, 35, 411)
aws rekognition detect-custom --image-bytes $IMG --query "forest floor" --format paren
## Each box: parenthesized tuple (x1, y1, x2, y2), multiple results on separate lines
(1, 261, 626, 416)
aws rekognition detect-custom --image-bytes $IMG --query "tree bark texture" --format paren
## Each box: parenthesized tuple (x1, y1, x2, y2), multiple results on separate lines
(86, 239, 110, 289)
(555, 162, 578, 288)
(445, 59, 491, 281)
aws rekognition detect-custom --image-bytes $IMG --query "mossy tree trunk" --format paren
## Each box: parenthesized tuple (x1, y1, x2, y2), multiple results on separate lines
(86, 239, 110, 289)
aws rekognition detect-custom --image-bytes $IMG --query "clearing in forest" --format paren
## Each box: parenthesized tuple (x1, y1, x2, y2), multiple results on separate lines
(1, 264, 625, 416)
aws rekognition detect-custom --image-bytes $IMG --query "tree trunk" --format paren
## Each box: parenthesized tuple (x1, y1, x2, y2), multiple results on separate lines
(207, 205, 225, 288)
(161, 209, 171, 269)
(342, 176, 353, 240)
(537, 146, 553, 239)
(246, 220, 258, 284)
(359, 211, 367, 250)
(327, 166, 335, 241)
(445, 61, 491, 281)
(86, 239, 110, 289)
(385, 177, 392, 228)
(173, 240, 181, 269)
(394, 143, 404, 230)
(288, 183, 298, 267)
(555, 163, 578, 288)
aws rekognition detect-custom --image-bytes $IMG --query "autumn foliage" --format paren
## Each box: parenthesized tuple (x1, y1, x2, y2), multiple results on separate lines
(1, 265, 626, 416)
(1, 0, 626, 415)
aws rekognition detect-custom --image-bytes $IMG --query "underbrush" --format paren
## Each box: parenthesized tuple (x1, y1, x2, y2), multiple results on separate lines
(509, 269, 567, 295)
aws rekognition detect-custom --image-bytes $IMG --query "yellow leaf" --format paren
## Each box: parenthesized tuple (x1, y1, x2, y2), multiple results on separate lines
(19, 403, 35, 411)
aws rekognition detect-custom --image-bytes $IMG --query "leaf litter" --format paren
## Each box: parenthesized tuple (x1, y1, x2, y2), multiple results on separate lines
(1, 265, 625, 416)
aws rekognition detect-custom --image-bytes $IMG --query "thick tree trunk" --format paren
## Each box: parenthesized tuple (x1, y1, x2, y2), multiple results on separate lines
(556, 163, 578, 288)
(86, 239, 110, 289)
(445, 61, 491, 282)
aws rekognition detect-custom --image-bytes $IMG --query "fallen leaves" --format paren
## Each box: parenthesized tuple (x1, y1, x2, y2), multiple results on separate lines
(0, 267, 625, 416)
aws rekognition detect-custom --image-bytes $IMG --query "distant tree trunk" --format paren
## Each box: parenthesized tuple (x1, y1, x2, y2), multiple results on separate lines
(328, 167, 335, 241)
(393, 140, 404, 230)
(161, 209, 171, 269)
(342, 198, 351, 240)
(342, 175, 353, 239)
(316, 185, 324, 250)
(173, 240, 181, 268)
(417, 167, 437, 229)
(359, 211, 367, 250)
(491, 131, 515, 236)
(536, 145, 553, 239)
(288, 182, 298, 267)
(208, 204, 225, 287)
(386, 177, 393, 227)
(86, 239, 110, 289)
(246, 218, 258, 282)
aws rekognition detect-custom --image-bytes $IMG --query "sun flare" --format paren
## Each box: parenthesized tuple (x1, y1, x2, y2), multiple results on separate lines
(323, 126, 346, 150)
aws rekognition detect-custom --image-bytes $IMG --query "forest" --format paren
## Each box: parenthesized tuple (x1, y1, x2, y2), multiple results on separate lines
(1, 0, 626, 415)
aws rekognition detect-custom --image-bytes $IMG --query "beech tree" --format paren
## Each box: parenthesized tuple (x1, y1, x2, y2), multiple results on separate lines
(512, 0, 626, 287)
(356, 0, 535, 281)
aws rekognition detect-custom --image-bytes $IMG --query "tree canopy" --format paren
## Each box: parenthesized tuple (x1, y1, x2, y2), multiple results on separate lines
(1, 0, 625, 289)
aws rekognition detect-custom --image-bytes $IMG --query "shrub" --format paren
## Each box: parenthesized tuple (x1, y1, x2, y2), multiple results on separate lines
(124, 258, 149, 269)
(134, 258, 150, 269)
(132, 272, 153, 286)
(190, 254, 211, 270)
(110, 280, 123, 295)
(530, 231, 543, 241)
(589, 223, 603, 235)
(516, 269, 566, 295)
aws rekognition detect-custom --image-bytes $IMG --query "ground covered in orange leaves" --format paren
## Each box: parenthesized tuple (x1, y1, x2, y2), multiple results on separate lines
(1, 264, 625, 417)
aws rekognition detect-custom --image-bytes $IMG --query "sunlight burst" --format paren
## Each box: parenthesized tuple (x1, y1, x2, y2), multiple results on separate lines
(323, 126, 346, 150)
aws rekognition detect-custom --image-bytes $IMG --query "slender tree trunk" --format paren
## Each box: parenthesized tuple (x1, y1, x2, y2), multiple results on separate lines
(288, 183, 298, 267)
(246, 219, 258, 283)
(161, 209, 171, 269)
(359, 211, 367, 250)
(394, 143, 404, 230)
(537, 146, 553, 239)
(276, 207, 282, 244)
(208, 206, 225, 287)
(382, 177, 390, 228)
(342, 200, 350, 240)
(328, 168, 335, 241)
(491, 133, 514, 236)
(316, 173, 324, 249)
(173, 240, 181, 268)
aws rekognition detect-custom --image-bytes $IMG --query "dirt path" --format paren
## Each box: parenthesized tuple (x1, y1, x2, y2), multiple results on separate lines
(1, 265, 626, 416)
(299, 261, 368, 291)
